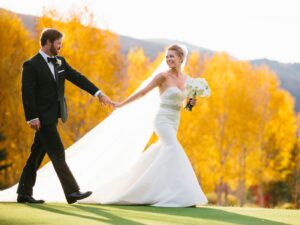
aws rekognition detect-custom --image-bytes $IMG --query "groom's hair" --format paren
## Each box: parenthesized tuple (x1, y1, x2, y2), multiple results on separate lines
(40, 28, 63, 46)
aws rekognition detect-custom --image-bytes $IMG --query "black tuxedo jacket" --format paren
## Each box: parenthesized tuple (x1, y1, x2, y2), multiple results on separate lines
(21, 53, 99, 125)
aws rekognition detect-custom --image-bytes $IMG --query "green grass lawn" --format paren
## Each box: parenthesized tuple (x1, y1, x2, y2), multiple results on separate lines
(0, 203, 299, 225)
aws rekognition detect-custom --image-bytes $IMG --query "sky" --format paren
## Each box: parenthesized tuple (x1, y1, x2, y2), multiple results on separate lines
(1, 0, 299, 63)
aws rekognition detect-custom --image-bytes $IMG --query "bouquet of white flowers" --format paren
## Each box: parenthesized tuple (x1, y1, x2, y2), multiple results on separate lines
(184, 77, 210, 111)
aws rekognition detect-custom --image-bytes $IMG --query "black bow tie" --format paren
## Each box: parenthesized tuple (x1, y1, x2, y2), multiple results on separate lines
(47, 57, 57, 64)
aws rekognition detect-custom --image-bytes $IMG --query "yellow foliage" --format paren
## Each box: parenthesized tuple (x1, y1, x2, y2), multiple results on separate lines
(36, 9, 126, 146)
(0, 8, 298, 207)
(0, 10, 35, 187)
(126, 47, 152, 95)
(179, 52, 296, 204)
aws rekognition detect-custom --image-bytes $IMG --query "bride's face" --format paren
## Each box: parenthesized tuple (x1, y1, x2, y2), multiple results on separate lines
(166, 50, 181, 69)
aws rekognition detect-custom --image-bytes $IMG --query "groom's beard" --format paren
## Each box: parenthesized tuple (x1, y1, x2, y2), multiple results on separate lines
(50, 44, 60, 56)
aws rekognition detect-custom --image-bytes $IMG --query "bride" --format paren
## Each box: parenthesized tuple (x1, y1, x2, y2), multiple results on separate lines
(0, 44, 209, 207)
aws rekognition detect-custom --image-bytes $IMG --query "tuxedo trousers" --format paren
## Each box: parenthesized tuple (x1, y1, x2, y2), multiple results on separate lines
(17, 123, 79, 197)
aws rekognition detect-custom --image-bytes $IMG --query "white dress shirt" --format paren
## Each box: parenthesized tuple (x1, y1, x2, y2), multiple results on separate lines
(39, 50, 56, 80)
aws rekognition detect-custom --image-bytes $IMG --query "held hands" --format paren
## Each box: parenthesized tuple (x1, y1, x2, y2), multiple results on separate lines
(97, 93, 116, 109)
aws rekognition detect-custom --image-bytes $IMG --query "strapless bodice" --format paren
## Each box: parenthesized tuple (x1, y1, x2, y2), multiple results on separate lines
(160, 87, 187, 109)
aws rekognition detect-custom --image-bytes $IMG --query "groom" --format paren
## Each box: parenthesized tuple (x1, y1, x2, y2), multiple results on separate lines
(17, 28, 114, 204)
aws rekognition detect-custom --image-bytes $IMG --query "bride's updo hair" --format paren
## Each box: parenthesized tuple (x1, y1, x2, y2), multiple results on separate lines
(168, 44, 185, 63)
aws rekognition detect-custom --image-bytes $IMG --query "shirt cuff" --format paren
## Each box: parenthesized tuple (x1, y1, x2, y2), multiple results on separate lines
(27, 118, 39, 124)
(94, 90, 102, 97)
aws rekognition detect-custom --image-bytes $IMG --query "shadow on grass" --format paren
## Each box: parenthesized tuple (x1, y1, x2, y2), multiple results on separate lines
(14, 203, 291, 225)
(108, 205, 289, 225)
(27, 203, 145, 225)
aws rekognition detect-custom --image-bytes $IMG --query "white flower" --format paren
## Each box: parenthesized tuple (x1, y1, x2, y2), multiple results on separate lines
(185, 77, 210, 98)
(56, 58, 62, 66)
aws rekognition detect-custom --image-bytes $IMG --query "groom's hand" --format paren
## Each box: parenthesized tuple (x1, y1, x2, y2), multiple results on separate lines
(29, 119, 41, 131)
(97, 93, 115, 109)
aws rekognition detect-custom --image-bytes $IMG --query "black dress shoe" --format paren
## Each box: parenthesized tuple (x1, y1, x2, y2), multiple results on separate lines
(66, 191, 92, 204)
(17, 194, 45, 204)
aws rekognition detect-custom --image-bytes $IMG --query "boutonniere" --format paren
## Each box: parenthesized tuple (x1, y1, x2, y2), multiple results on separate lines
(56, 58, 62, 67)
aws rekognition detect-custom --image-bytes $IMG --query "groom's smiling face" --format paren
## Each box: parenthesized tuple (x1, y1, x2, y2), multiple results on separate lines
(49, 38, 62, 56)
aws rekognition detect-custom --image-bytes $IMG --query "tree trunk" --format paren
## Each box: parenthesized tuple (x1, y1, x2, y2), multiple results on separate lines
(224, 183, 228, 206)
(294, 162, 300, 209)
(217, 177, 223, 205)
(240, 146, 247, 206)
(258, 172, 264, 207)
(238, 179, 245, 207)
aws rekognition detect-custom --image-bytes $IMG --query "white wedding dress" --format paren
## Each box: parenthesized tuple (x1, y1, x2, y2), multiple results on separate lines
(0, 45, 208, 207)
(80, 86, 208, 206)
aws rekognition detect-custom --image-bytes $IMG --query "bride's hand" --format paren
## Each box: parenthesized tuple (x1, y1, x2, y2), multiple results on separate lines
(184, 98, 196, 106)
(189, 98, 197, 106)
(114, 102, 124, 108)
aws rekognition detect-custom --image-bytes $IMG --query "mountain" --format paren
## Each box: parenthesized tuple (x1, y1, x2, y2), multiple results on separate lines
(2, 8, 300, 111)
(118, 35, 165, 59)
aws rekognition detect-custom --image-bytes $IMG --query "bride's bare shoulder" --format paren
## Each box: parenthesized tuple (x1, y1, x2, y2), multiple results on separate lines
(155, 72, 168, 80)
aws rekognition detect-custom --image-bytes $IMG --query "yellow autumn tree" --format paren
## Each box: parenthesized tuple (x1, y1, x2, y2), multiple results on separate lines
(290, 113, 300, 208)
(246, 66, 296, 206)
(179, 52, 296, 206)
(0, 10, 35, 187)
(184, 51, 204, 77)
(126, 48, 152, 95)
(36, 8, 126, 147)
